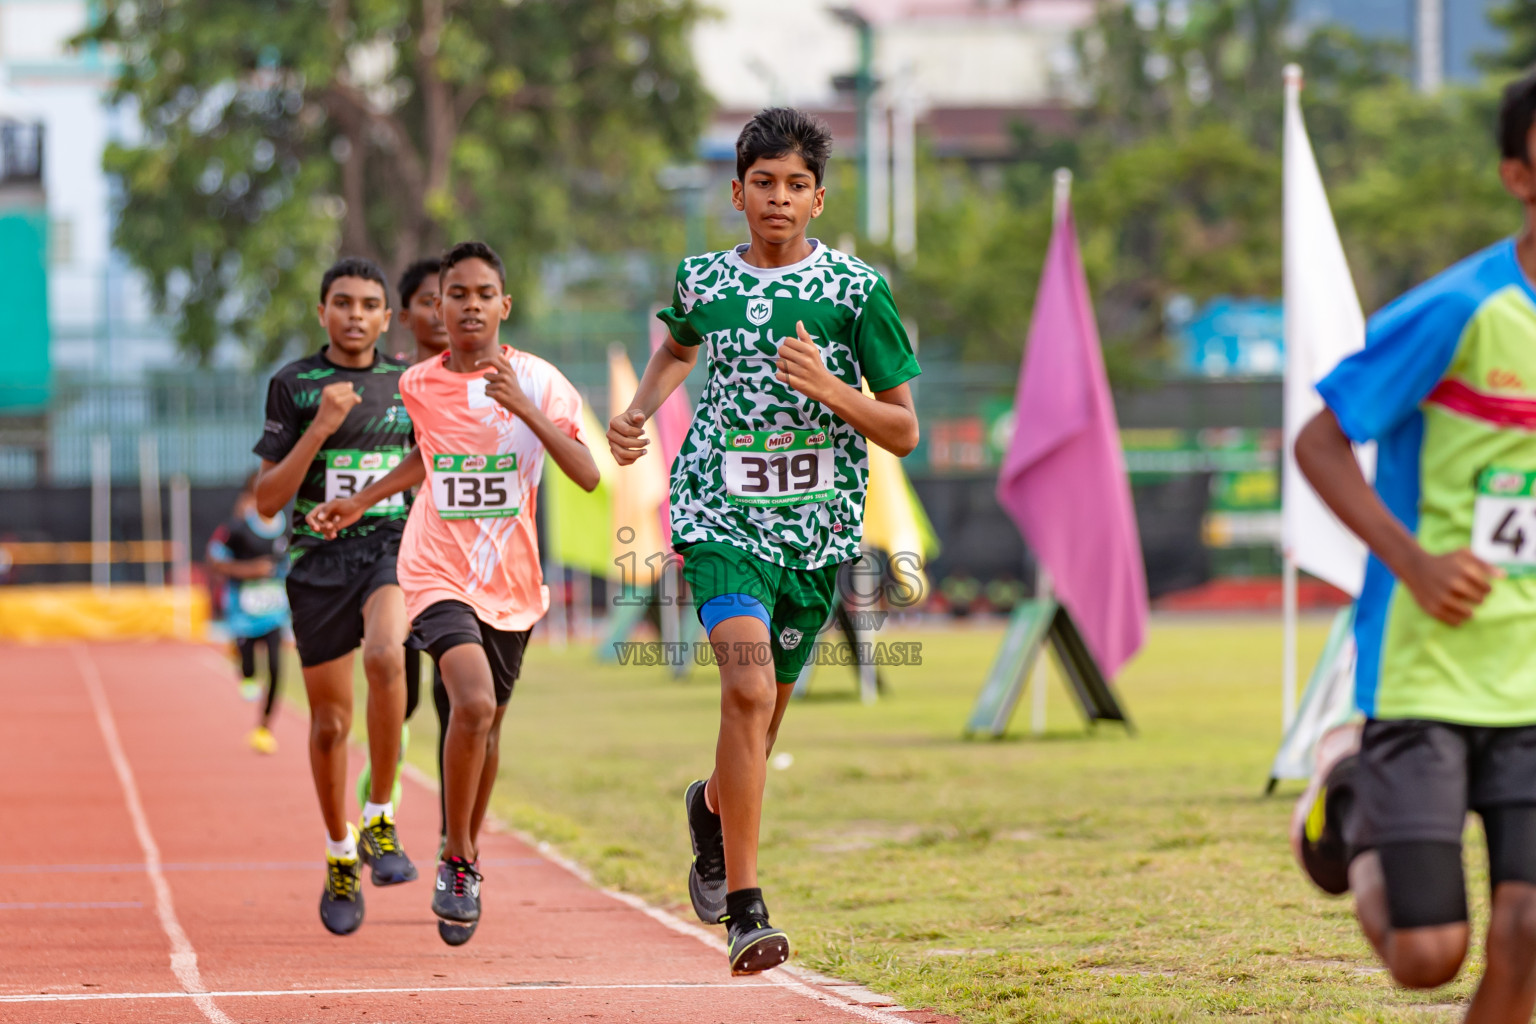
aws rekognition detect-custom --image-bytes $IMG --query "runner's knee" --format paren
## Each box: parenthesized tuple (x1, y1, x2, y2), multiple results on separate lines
(721, 674, 776, 721)
(310, 705, 350, 749)
(1385, 926, 1467, 988)
(450, 692, 496, 735)
(360, 640, 402, 683)
(1488, 885, 1536, 963)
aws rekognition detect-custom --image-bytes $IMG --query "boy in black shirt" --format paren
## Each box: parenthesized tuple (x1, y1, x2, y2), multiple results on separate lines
(252, 257, 418, 936)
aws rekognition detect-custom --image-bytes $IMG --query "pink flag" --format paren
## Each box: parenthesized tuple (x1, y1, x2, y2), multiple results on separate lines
(651, 320, 693, 553)
(996, 200, 1148, 677)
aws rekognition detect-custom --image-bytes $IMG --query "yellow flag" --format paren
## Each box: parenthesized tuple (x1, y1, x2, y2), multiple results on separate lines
(544, 402, 616, 578)
(860, 383, 939, 599)
(608, 345, 668, 581)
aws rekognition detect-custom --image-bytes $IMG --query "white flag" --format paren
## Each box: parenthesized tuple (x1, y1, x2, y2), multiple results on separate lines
(1282, 64, 1372, 597)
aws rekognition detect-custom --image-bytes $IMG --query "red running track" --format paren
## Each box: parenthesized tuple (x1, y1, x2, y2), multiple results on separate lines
(0, 642, 953, 1024)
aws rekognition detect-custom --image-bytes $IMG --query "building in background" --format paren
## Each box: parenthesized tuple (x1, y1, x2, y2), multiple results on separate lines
(696, 0, 1091, 157)
(0, 1, 180, 380)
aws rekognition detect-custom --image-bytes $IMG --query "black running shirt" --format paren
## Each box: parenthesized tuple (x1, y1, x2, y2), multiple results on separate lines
(253, 348, 414, 549)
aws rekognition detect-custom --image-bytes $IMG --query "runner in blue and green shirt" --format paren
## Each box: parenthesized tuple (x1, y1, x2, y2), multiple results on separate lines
(1293, 69, 1536, 1019)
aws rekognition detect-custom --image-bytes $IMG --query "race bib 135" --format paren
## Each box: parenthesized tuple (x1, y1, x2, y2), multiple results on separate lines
(431, 453, 519, 520)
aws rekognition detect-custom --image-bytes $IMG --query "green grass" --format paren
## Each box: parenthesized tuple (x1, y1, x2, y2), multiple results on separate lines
(358, 618, 1486, 1021)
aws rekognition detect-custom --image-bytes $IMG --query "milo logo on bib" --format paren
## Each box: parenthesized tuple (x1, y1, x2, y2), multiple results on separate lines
(359, 452, 385, 471)
(764, 432, 795, 452)
(462, 455, 488, 471)
(1487, 470, 1528, 495)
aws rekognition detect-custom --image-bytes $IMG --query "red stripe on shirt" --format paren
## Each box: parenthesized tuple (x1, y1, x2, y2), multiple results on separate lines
(1425, 379, 1536, 429)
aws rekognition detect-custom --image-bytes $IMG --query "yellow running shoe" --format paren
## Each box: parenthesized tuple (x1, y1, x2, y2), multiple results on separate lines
(248, 726, 278, 755)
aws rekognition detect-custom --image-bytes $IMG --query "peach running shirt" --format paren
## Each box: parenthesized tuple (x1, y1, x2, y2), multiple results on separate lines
(397, 345, 586, 631)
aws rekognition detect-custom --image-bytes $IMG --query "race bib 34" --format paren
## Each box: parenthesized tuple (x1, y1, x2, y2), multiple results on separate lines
(324, 449, 406, 515)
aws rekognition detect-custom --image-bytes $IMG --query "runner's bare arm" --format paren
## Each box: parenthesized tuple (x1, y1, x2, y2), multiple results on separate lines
(479, 351, 600, 492)
(608, 335, 697, 466)
(776, 322, 918, 456)
(254, 382, 361, 516)
(306, 447, 425, 539)
(1296, 407, 1496, 625)
(214, 557, 279, 580)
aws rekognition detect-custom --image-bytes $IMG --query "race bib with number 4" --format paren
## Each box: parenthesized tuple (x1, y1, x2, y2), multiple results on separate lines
(722, 430, 836, 507)
(1472, 468, 1536, 575)
(324, 449, 406, 514)
(431, 453, 519, 519)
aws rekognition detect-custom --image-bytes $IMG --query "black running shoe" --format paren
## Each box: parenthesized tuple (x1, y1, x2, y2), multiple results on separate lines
(437, 917, 479, 947)
(1292, 752, 1359, 896)
(432, 856, 482, 923)
(724, 897, 790, 975)
(685, 780, 727, 925)
(358, 813, 418, 886)
(319, 844, 365, 936)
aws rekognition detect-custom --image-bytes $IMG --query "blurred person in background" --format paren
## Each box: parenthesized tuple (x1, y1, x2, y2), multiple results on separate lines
(207, 471, 290, 755)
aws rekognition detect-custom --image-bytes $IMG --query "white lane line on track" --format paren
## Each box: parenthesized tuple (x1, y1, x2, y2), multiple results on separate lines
(0, 982, 777, 1004)
(406, 759, 919, 1024)
(72, 645, 235, 1024)
(521, 833, 916, 1024)
(0, 901, 144, 910)
(0, 857, 544, 874)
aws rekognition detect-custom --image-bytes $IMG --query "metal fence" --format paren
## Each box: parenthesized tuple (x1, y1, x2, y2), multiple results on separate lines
(0, 353, 1282, 488)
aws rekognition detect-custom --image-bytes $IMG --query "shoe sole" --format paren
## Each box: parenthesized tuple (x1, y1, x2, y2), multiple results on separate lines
(366, 862, 418, 887)
(438, 917, 479, 946)
(684, 781, 726, 925)
(432, 898, 481, 923)
(319, 896, 365, 936)
(730, 932, 790, 975)
(359, 841, 419, 887)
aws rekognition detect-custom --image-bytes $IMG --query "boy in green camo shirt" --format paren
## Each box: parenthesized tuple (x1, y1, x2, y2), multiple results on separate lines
(608, 108, 920, 975)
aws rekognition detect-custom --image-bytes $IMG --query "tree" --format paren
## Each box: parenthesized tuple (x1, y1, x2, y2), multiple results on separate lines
(873, 0, 1516, 378)
(1483, 0, 1536, 74)
(83, 0, 708, 364)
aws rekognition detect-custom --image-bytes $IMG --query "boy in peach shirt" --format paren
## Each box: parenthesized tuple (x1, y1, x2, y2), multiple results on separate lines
(309, 241, 599, 945)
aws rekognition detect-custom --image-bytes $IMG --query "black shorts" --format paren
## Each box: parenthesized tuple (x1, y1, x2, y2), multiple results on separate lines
(286, 530, 402, 668)
(410, 600, 530, 707)
(1357, 719, 1536, 928)
(1358, 719, 1536, 847)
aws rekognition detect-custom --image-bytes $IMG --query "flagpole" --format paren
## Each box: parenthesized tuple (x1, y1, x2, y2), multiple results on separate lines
(1281, 65, 1302, 733)
(1028, 168, 1075, 739)
(1032, 568, 1052, 737)
(1053, 167, 1072, 224)
(1282, 555, 1298, 730)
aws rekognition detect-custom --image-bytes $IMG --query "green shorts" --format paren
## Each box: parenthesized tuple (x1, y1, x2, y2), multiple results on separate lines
(680, 541, 841, 683)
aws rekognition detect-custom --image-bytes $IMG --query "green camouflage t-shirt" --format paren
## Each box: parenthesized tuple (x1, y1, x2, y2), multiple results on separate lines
(657, 241, 920, 570)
